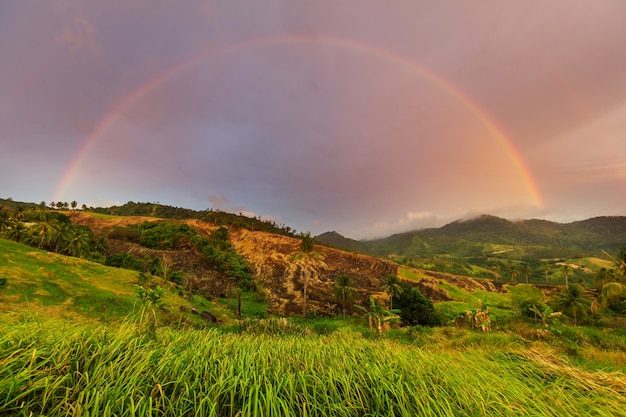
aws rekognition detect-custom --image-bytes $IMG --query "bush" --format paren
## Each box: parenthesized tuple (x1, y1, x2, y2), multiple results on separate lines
(518, 298, 549, 321)
(395, 286, 441, 326)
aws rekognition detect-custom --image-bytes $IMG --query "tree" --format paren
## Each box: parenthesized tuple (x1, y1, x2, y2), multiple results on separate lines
(382, 274, 403, 310)
(602, 248, 626, 281)
(159, 255, 175, 283)
(71, 201, 78, 210)
(394, 285, 440, 326)
(594, 268, 611, 290)
(492, 265, 501, 282)
(62, 226, 92, 257)
(354, 297, 399, 333)
(591, 282, 626, 314)
(508, 265, 519, 283)
(0, 209, 11, 232)
(333, 273, 357, 317)
(6, 222, 27, 243)
(291, 232, 325, 318)
(551, 283, 590, 326)
(31, 211, 57, 248)
(542, 262, 551, 284)
(134, 285, 166, 338)
(561, 264, 572, 286)
(521, 264, 532, 284)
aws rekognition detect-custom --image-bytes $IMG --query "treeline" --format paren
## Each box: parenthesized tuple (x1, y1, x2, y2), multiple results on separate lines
(0, 208, 107, 260)
(90, 201, 296, 236)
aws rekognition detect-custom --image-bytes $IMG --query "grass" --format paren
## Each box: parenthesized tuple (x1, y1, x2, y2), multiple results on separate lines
(1, 314, 625, 417)
(3, 236, 626, 415)
(0, 238, 210, 325)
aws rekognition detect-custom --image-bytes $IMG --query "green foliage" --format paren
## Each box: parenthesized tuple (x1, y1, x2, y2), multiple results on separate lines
(551, 284, 592, 326)
(3, 316, 626, 417)
(332, 273, 357, 317)
(105, 253, 145, 272)
(395, 285, 440, 326)
(89, 200, 295, 235)
(134, 285, 166, 338)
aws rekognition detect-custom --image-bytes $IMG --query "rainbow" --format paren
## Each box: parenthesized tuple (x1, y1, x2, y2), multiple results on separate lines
(54, 35, 543, 207)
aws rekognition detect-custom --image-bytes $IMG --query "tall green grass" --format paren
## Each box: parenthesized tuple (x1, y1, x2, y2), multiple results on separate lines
(2, 315, 625, 416)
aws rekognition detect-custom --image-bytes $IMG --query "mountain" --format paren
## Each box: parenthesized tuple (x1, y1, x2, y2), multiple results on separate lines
(315, 231, 362, 252)
(318, 215, 626, 258)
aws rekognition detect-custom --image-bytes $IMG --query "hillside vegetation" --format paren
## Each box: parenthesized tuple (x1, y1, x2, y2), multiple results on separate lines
(1, 199, 626, 415)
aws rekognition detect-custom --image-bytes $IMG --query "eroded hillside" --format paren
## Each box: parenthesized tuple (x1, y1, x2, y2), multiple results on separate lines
(67, 212, 398, 315)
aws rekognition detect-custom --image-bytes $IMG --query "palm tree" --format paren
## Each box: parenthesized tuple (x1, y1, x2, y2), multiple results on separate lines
(291, 232, 325, 318)
(552, 283, 590, 326)
(602, 248, 626, 281)
(508, 265, 519, 283)
(71, 201, 78, 210)
(492, 265, 501, 282)
(31, 211, 57, 248)
(333, 273, 357, 317)
(542, 262, 551, 284)
(382, 274, 403, 310)
(62, 226, 92, 257)
(561, 264, 572, 286)
(6, 222, 27, 243)
(593, 268, 611, 290)
(521, 264, 532, 284)
(0, 209, 11, 233)
(591, 282, 625, 314)
(354, 297, 399, 333)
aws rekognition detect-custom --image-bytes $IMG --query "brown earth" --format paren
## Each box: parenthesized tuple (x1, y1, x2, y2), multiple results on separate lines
(68, 212, 521, 316)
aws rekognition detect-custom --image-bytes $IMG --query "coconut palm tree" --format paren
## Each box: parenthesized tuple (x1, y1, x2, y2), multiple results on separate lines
(333, 273, 357, 317)
(552, 283, 590, 326)
(354, 297, 399, 333)
(602, 248, 626, 281)
(521, 264, 532, 284)
(561, 264, 572, 286)
(62, 226, 92, 257)
(591, 282, 625, 314)
(6, 222, 27, 243)
(542, 262, 551, 284)
(382, 274, 403, 310)
(593, 268, 611, 290)
(31, 211, 57, 248)
(508, 265, 519, 283)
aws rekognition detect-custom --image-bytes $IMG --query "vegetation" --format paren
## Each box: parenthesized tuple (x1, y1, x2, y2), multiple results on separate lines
(332, 273, 357, 317)
(2, 315, 626, 417)
(291, 232, 326, 318)
(2, 198, 626, 415)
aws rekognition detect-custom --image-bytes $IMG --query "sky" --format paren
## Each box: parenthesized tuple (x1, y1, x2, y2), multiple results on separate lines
(1, 1, 625, 239)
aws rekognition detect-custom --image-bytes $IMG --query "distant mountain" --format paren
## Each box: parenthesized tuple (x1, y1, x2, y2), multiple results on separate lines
(315, 231, 362, 252)
(317, 214, 626, 259)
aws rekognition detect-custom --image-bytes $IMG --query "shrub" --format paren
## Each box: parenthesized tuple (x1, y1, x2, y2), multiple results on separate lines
(395, 286, 441, 326)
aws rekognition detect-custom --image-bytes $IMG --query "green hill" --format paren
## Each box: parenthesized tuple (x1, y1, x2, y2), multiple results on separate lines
(0, 237, 231, 324)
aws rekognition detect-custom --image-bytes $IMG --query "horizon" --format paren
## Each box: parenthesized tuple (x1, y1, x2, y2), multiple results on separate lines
(2, 1, 625, 240)
(2, 196, 623, 242)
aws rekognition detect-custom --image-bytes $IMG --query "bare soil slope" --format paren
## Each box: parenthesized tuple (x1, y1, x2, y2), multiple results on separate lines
(67, 212, 516, 315)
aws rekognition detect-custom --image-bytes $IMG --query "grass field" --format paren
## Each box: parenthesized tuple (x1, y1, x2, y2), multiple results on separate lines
(2, 314, 626, 417)
(2, 237, 626, 416)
